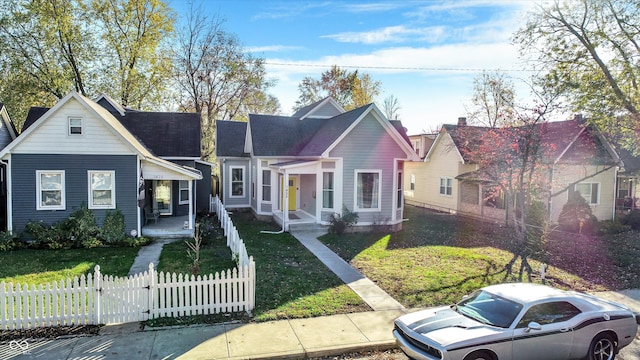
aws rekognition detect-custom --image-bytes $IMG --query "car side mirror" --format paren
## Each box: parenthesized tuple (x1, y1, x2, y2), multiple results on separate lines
(526, 322, 542, 332)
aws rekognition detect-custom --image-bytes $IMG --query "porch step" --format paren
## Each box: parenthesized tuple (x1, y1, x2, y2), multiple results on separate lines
(288, 222, 329, 233)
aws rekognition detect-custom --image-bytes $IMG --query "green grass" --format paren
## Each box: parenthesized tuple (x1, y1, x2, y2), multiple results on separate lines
(0, 247, 140, 285)
(319, 205, 640, 308)
(215, 210, 368, 321)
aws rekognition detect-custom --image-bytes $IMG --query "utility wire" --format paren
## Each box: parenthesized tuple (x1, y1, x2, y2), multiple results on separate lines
(264, 62, 536, 72)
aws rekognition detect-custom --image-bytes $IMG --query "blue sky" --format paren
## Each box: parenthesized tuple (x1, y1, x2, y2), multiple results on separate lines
(170, 0, 540, 134)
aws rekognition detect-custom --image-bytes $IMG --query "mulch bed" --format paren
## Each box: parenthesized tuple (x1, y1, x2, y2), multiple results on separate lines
(0, 324, 101, 342)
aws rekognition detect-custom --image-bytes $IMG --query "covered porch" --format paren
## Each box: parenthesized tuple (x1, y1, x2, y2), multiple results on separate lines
(141, 214, 196, 238)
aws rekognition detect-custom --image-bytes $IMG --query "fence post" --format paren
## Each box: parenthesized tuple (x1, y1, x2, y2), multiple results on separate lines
(148, 262, 156, 320)
(93, 265, 101, 325)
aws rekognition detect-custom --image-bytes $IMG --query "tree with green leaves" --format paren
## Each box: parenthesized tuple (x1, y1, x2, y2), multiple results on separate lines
(294, 65, 381, 111)
(0, 0, 176, 129)
(514, 0, 640, 153)
(173, 6, 277, 161)
(0, 0, 96, 128)
(91, 0, 176, 109)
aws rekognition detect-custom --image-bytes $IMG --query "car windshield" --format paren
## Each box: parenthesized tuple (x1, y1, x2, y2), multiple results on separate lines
(455, 290, 523, 328)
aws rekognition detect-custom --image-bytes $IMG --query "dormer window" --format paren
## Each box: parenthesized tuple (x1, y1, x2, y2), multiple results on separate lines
(69, 117, 83, 135)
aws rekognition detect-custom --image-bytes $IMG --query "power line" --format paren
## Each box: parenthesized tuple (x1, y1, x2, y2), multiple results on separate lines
(264, 62, 535, 72)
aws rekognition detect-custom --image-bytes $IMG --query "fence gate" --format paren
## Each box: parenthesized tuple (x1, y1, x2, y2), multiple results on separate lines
(95, 266, 151, 324)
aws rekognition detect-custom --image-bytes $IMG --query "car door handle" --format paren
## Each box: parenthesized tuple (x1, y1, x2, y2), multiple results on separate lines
(560, 328, 570, 332)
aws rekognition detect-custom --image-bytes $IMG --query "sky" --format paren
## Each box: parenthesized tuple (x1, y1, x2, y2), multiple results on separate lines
(169, 0, 543, 135)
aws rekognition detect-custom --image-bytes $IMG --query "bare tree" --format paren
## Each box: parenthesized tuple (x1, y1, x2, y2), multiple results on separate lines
(383, 95, 401, 120)
(174, 5, 276, 160)
(465, 71, 515, 128)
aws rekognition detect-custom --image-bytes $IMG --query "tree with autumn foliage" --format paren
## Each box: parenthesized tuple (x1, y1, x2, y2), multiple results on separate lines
(458, 83, 563, 280)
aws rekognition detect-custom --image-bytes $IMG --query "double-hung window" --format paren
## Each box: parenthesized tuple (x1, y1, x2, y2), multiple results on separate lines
(574, 183, 599, 205)
(262, 170, 271, 201)
(322, 172, 334, 209)
(88, 171, 115, 209)
(69, 117, 83, 135)
(397, 172, 403, 209)
(439, 177, 453, 196)
(230, 166, 245, 197)
(410, 174, 415, 191)
(179, 180, 189, 205)
(37, 170, 65, 210)
(355, 170, 381, 211)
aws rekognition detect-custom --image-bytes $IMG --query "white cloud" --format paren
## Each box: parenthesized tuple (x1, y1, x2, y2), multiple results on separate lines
(322, 25, 447, 44)
(246, 45, 303, 53)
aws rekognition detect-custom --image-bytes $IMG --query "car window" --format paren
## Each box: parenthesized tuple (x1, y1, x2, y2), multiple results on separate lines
(457, 290, 523, 328)
(516, 301, 581, 328)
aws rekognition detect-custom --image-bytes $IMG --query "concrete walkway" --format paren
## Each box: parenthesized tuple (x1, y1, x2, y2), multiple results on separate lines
(290, 229, 405, 311)
(127, 238, 181, 276)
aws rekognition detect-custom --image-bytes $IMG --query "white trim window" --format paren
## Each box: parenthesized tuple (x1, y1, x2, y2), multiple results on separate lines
(355, 170, 381, 211)
(262, 170, 271, 202)
(68, 117, 83, 135)
(574, 182, 600, 205)
(179, 180, 189, 205)
(439, 177, 453, 196)
(410, 174, 416, 191)
(37, 170, 65, 210)
(230, 166, 245, 197)
(322, 172, 334, 209)
(88, 171, 115, 209)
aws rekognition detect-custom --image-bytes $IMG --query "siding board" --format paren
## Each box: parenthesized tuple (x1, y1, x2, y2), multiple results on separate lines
(11, 154, 137, 233)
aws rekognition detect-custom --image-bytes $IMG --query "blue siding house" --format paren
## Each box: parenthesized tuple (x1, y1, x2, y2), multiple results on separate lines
(0, 92, 213, 237)
(216, 97, 419, 232)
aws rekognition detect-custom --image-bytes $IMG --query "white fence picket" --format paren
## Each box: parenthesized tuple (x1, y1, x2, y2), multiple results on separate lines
(1, 197, 255, 330)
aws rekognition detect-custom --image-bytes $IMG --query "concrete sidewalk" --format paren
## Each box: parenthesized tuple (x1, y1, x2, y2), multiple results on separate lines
(0, 310, 405, 360)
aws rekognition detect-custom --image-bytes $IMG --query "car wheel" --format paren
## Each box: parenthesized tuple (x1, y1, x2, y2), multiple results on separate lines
(588, 333, 616, 360)
(463, 350, 495, 360)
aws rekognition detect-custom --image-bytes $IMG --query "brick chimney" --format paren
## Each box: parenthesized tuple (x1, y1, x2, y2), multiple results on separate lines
(457, 117, 467, 126)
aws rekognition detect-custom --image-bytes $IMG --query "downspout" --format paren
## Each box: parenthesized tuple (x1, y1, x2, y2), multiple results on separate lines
(613, 167, 619, 220)
(1, 158, 11, 233)
(261, 170, 287, 234)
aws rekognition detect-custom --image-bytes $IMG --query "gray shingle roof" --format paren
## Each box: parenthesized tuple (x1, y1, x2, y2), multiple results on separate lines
(216, 120, 248, 157)
(22, 101, 202, 158)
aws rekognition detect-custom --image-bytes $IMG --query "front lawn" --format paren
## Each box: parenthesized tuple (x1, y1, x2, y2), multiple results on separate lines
(0, 247, 140, 285)
(320, 205, 640, 308)
(154, 210, 369, 323)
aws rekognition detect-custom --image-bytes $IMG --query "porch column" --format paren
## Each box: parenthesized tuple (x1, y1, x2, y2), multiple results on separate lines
(189, 180, 194, 229)
(283, 171, 289, 229)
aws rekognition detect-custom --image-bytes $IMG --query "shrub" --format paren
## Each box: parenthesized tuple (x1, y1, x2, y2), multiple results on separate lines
(58, 205, 99, 247)
(620, 209, 640, 230)
(524, 200, 548, 260)
(24, 221, 66, 249)
(557, 191, 597, 234)
(0, 231, 17, 251)
(99, 209, 126, 244)
(328, 206, 359, 235)
(598, 220, 631, 234)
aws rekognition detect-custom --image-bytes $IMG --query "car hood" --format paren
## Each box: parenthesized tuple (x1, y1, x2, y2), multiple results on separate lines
(396, 306, 505, 347)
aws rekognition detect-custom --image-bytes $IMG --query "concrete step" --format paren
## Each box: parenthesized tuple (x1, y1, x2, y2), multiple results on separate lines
(288, 222, 329, 232)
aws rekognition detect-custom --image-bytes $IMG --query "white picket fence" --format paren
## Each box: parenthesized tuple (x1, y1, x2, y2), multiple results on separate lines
(0, 261, 255, 330)
(1, 198, 256, 330)
(210, 195, 251, 268)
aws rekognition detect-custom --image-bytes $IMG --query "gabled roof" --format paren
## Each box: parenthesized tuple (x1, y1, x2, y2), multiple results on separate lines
(291, 97, 345, 119)
(21, 95, 201, 158)
(217, 100, 417, 161)
(434, 119, 619, 166)
(0, 102, 18, 143)
(216, 120, 248, 157)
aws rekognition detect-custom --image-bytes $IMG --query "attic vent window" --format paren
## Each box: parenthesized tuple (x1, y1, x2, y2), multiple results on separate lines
(69, 117, 83, 135)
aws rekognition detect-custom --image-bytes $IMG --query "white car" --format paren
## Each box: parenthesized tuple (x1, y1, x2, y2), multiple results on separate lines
(393, 283, 639, 360)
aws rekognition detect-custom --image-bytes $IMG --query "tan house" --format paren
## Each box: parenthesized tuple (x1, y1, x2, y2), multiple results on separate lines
(408, 133, 437, 160)
(404, 117, 622, 224)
